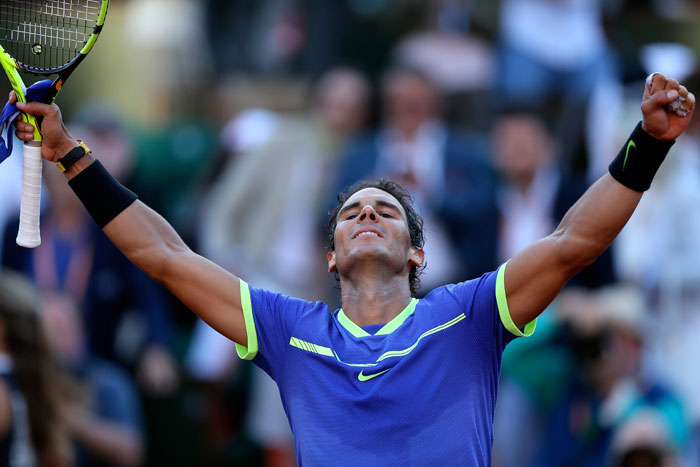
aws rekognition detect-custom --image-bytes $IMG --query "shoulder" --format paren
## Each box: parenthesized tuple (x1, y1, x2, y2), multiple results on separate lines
(244, 282, 332, 331)
(416, 272, 497, 320)
(437, 269, 499, 305)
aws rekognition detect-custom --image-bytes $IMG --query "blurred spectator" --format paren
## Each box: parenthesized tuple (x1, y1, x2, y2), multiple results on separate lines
(205, 0, 419, 78)
(129, 120, 218, 242)
(205, 0, 305, 75)
(43, 290, 144, 467)
(608, 410, 680, 467)
(497, 0, 623, 179)
(489, 108, 616, 288)
(391, 0, 496, 131)
(0, 271, 70, 467)
(498, 0, 617, 104)
(188, 67, 372, 466)
(1, 108, 178, 397)
(616, 72, 700, 466)
(394, 0, 494, 94)
(532, 286, 688, 467)
(0, 144, 22, 263)
(123, 0, 213, 123)
(332, 67, 495, 287)
(200, 67, 370, 300)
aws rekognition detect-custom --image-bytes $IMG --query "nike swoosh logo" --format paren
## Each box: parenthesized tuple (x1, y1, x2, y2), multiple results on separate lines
(358, 368, 391, 381)
(622, 140, 636, 171)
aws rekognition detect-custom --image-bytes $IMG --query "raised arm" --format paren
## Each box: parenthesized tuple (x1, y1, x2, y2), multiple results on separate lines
(12, 98, 248, 346)
(503, 74, 695, 327)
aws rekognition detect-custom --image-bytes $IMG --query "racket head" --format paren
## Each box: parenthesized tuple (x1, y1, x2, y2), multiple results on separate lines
(0, 0, 109, 73)
(0, 0, 109, 103)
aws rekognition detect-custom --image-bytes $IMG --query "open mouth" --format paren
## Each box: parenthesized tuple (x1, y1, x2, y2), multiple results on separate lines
(353, 230, 381, 239)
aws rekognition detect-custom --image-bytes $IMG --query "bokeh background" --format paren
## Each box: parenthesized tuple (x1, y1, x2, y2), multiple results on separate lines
(3, 0, 700, 466)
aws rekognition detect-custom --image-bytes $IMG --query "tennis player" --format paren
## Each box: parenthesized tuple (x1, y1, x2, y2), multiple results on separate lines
(9, 73, 695, 466)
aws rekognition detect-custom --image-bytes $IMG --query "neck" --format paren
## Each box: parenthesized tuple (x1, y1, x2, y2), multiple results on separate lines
(338, 266, 413, 327)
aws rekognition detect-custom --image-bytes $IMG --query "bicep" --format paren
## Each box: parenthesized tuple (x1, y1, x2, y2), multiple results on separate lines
(503, 235, 575, 328)
(504, 174, 643, 327)
(159, 251, 247, 346)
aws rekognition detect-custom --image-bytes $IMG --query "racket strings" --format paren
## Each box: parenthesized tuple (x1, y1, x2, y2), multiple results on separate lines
(0, 0, 101, 71)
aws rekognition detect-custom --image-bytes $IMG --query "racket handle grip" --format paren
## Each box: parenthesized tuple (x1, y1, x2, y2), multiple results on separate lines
(16, 142, 42, 248)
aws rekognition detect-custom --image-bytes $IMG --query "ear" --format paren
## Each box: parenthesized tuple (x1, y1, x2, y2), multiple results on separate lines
(408, 247, 424, 269)
(327, 251, 337, 273)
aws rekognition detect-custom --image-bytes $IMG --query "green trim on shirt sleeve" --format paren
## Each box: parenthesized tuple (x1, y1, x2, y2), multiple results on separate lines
(235, 279, 259, 360)
(495, 262, 536, 337)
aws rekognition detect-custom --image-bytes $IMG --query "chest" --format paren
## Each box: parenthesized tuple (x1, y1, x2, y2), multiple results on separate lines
(280, 314, 500, 421)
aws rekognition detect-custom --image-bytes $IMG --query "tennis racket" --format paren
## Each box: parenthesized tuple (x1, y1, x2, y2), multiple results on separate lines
(0, 0, 109, 247)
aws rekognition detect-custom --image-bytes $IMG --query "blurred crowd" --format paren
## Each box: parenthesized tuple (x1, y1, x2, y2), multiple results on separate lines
(2, 0, 700, 465)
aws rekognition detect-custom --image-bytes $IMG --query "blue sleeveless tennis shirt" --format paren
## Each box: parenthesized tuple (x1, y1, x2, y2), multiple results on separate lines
(235, 263, 536, 466)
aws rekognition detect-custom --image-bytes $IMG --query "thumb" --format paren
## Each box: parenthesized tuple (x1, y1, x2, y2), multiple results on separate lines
(642, 89, 679, 113)
(659, 89, 680, 105)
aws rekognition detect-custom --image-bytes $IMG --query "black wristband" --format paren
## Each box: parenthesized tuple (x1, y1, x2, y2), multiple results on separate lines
(68, 161, 138, 228)
(56, 140, 90, 173)
(608, 121, 675, 192)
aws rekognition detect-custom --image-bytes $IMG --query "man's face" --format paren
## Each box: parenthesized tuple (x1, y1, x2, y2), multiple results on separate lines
(492, 115, 552, 185)
(328, 188, 423, 276)
(385, 75, 437, 137)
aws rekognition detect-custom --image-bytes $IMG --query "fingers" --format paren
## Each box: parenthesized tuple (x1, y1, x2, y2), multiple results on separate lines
(646, 73, 667, 96)
(685, 91, 696, 110)
(664, 78, 680, 92)
(645, 73, 680, 97)
(643, 72, 695, 117)
(15, 100, 55, 117)
(14, 120, 36, 142)
(14, 117, 38, 142)
(642, 88, 679, 114)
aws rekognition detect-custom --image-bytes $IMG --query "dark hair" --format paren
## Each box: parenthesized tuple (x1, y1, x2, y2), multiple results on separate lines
(0, 272, 70, 466)
(327, 178, 426, 295)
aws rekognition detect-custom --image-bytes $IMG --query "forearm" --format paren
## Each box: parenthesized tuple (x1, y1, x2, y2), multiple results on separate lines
(62, 154, 247, 344)
(505, 124, 673, 327)
(103, 200, 190, 282)
(64, 154, 190, 281)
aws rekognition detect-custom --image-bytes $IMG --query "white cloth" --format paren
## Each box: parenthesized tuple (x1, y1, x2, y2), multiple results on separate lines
(0, 141, 23, 261)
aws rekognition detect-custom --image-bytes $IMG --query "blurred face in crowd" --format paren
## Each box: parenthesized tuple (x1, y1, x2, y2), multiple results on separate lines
(69, 122, 133, 182)
(42, 291, 84, 365)
(383, 72, 438, 138)
(492, 114, 554, 191)
(315, 69, 370, 138)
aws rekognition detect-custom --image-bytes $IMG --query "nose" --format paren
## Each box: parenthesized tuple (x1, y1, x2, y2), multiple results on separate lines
(358, 205, 378, 223)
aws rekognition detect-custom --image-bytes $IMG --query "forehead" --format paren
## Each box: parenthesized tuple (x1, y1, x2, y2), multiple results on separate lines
(342, 187, 407, 216)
